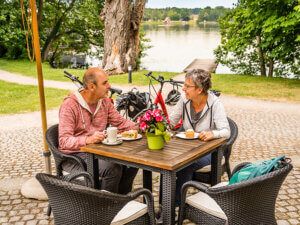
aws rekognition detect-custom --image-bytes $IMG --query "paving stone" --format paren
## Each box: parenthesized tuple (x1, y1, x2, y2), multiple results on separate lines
(0, 217, 8, 223)
(277, 220, 290, 225)
(288, 219, 300, 225)
(23, 214, 35, 221)
(286, 206, 297, 211)
(12, 199, 22, 204)
(0, 196, 9, 200)
(26, 220, 38, 225)
(9, 216, 21, 222)
(287, 212, 299, 218)
(38, 220, 51, 224)
(19, 209, 30, 215)
(15, 222, 25, 225)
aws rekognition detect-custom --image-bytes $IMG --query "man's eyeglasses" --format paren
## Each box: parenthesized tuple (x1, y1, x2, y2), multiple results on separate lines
(184, 84, 196, 89)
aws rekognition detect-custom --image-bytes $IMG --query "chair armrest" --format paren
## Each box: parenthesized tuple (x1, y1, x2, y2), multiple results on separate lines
(178, 181, 209, 224)
(180, 181, 209, 207)
(56, 154, 87, 175)
(64, 172, 94, 188)
(127, 188, 156, 225)
(182, 180, 209, 194)
(65, 153, 87, 170)
(231, 162, 251, 176)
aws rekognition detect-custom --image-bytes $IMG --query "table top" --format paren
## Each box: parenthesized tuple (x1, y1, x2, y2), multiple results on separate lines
(81, 136, 226, 170)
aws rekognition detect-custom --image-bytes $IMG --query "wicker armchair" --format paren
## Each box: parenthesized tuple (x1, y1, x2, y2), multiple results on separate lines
(193, 117, 238, 183)
(36, 173, 156, 225)
(178, 162, 293, 225)
(45, 124, 87, 176)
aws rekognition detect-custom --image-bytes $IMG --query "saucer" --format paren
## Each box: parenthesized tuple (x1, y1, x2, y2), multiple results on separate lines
(102, 139, 123, 145)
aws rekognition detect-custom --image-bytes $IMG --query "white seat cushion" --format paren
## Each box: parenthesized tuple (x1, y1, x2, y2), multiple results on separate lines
(111, 200, 148, 225)
(186, 182, 228, 220)
(195, 157, 226, 173)
(62, 171, 102, 180)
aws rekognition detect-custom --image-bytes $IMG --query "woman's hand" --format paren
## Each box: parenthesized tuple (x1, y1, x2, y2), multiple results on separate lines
(86, 131, 106, 144)
(198, 131, 214, 141)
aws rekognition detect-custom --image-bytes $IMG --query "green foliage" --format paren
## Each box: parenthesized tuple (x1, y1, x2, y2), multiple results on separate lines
(137, 27, 152, 70)
(0, 0, 104, 66)
(0, 0, 29, 58)
(215, 0, 300, 77)
(40, 0, 105, 65)
(143, 7, 191, 21)
(197, 6, 232, 22)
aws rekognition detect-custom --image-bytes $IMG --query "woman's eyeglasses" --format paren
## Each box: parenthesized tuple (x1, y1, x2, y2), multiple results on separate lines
(184, 84, 196, 89)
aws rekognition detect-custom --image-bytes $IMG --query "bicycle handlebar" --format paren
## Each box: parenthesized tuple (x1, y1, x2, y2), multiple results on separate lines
(64, 71, 83, 85)
(144, 71, 183, 86)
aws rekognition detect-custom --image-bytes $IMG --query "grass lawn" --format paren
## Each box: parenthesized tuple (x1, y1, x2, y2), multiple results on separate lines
(0, 80, 70, 115)
(0, 59, 180, 85)
(0, 59, 299, 103)
(212, 74, 300, 102)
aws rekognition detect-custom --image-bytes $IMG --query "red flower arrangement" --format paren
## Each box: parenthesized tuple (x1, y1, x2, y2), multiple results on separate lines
(137, 109, 171, 134)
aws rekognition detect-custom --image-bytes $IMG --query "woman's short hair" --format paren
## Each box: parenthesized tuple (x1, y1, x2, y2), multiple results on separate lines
(185, 69, 212, 94)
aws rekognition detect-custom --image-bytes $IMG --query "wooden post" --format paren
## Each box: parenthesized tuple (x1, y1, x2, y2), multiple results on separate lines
(30, 0, 51, 174)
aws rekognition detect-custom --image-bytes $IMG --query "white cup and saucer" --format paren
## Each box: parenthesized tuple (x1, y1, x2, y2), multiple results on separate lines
(102, 127, 123, 145)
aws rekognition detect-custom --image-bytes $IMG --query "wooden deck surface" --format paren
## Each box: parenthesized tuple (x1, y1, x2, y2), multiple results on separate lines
(184, 59, 218, 73)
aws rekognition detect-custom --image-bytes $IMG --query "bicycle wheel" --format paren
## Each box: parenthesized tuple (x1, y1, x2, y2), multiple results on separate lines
(116, 103, 129, 119)
(132, 108, 149, 122)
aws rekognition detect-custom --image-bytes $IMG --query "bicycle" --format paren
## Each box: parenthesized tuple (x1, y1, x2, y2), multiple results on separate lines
(131, 71, 184, 129)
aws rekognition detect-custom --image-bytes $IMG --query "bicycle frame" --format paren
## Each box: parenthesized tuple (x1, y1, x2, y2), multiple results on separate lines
(145, 72, 183, 129)
(154, 84, 169, 116)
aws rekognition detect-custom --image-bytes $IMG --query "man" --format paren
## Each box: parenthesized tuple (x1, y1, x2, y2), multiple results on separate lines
(58, 67, 138, 194)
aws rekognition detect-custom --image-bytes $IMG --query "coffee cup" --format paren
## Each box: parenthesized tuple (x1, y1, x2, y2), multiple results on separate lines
(105, 127, 118, 143)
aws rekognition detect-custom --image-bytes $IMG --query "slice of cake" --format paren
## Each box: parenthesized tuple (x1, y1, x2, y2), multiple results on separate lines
(185, 129, 195, 138)
(121, 130, 138, 139)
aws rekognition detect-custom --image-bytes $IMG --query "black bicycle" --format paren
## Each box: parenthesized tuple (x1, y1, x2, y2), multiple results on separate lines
(63, 71, 149, 120)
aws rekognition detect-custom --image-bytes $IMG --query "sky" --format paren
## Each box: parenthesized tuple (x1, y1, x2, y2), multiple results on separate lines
(146, 0, 238, 8)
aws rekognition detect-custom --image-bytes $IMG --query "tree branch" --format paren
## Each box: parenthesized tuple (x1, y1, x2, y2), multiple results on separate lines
(130, 0, 147, 31)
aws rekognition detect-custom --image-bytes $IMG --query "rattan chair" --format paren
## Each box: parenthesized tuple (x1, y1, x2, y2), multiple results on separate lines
(36, 173, 156, 225)
(45, 124, 87, 176)
(193, 117, 238, 183)
(178, 162, 293, 225)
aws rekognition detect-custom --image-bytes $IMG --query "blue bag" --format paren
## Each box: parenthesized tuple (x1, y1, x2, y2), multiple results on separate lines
(229, 156, 286, 185)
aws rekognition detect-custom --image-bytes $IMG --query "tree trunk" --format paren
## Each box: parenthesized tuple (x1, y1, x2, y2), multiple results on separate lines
(268, 58, 274, 77)
(101, 0, 147, 75)
(256, 36, 266, 76)
(37, 0, 43, 29)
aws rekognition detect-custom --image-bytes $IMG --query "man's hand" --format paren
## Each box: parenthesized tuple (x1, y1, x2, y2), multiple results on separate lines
(86, 131, 106, 144)
(198, 131, 214, 141)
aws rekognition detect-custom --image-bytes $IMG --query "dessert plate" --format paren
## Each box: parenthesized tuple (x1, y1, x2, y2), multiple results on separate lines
(175, 132, 199, 140)
(117, 134, 143, 141)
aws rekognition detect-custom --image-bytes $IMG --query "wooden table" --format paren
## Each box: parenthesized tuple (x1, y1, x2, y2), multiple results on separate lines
(81, 136, 226, 225)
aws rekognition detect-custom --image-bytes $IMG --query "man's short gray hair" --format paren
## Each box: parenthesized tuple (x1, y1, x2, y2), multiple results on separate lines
(185, 69, 212, 94)
(82, 68, 100, 89)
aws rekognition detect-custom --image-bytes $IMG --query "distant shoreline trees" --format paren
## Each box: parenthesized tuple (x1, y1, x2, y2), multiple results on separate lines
(143, 7, 232, 22)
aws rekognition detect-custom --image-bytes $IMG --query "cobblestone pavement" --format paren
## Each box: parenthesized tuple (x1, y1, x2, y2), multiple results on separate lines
(0, 72, 300, 224)
(1, 103, 299, 224)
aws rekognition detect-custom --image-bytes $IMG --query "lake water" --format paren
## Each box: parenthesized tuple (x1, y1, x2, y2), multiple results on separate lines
(140, 23, 233, 74)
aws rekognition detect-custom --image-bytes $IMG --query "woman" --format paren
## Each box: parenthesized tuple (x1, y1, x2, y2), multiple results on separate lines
(169, 69, 230, 206)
